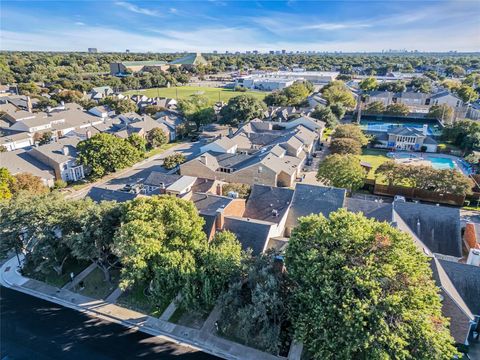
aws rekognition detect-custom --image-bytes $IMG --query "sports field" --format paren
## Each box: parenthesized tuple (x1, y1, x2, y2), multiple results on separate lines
(125, 86, 268, 103)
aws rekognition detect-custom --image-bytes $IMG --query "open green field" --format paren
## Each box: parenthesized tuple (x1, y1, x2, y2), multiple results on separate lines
(125, 86, 268, 103)
(358, 148, 390, 179)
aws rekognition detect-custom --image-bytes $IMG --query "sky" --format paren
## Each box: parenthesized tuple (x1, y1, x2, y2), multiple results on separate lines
(1, 0, 479, 53)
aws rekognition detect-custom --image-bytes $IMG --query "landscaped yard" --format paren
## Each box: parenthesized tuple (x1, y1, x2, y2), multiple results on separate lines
(358, 148, 390, 179)
(76, 267, 121, 299)
(169, 306, 208, 329)
(144, 141, 179, 158)
(116, 282, 170, 317)
(23, 258, 90, 288)
(125, 86, 268, 103)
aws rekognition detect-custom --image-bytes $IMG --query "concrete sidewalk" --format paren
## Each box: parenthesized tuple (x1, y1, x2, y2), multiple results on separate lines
(1, 256, 285, 360)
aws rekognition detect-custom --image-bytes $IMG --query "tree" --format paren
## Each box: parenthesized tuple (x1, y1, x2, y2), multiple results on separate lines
(442, 119, 480, 151)
(321, 81, 356, 108)
(445, 65, 466, 78)
(77, 133, 142, 179)
(113, 196, 208, 307)
(408, 77, 432, 93)
(0, 145, 7, 152)
(456, 85, 479, 103)
(264, 92, 288, 107)
(64, 199, 122, 282)
(426, 104, 454, 124)
(264, 81, 312, 106)
(220, 95, 267, 126)
(364, 101, 385, 114)
(218, 251, 290, 355)
(38, 131, 53, 145)
(178, 95, 215, 131)
(0, 167, 16, 200)
(146, 127, 168, 148)
(100, 97, 137, 114)
(332, 124, 369, 146)
(222, 183, 251, 199)
(359, 77, 378, 91)
(330, 138, 362, 155)
(329, 103, 345, 120)
(163, 152, 186, 169)
(385, 103, 410, 116)
(463, 73, 480, 87)
(127, 133, 147, 153)
(11, 173, 49, 195)
(316, 154, 365, 191)
(310, 106, 338, 128)
(182, 231, 243, 312)
(377, 81, 406, 92)
(285, 210, 459, 360)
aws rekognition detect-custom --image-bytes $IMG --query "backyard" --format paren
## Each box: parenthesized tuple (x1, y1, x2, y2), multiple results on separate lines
(358, 148, 390, 179)
(125, 86, 268, 103)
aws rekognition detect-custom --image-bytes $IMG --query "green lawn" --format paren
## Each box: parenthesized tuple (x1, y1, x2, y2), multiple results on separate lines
(358, 148, 390, 179)
(125, 86, 268, 103)
(144, 142, 179, 158)
(76, 267, 120, 299)
(24, 258, 89, 288)
(116, 283, 170, 317)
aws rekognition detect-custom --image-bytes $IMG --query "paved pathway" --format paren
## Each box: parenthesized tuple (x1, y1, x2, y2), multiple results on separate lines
(105, 287, 123, 303)
(62, 262, 96, 290)
(1, 255, 285, 360)
(159, 294, 182, 321)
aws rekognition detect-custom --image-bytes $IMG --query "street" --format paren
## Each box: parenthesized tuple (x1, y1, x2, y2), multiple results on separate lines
(0, 287, 221, 360)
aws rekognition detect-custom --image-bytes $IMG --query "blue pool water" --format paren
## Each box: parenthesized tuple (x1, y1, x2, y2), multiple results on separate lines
(426, 156, 455, 170)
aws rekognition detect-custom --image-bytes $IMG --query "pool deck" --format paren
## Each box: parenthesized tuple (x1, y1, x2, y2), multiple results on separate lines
(388, 151, 472, 175)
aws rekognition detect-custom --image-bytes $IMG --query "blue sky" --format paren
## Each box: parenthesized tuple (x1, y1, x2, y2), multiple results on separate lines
(1, 0, 479, 52)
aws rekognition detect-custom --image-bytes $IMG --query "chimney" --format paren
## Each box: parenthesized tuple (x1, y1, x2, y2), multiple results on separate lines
(200, 155, 207, 165)
(467, 248, 480, 266)
(26, 96, 32, 112)
(228, 127, 233, 137)
(216, 183, 222, 196)
(422, 124, 428, 136)
(62, 146, 69, 156)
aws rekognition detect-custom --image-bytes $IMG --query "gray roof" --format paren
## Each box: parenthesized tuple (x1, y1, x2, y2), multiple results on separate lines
(345, 198, 393, 222)
(191, 192, 233, 216)
(393, 201, 462, 257)
(286, 184, 346, 229)
(32, 137, 80, 165)
(223, 216, 274, 255)
(143, 172, 181, 187)
(244, 184, 294, 224)
(388, 127, 424, 137)
(86, 187, 138, 203)
(0, 149, 55, 180)
(438, 260, 480, 316)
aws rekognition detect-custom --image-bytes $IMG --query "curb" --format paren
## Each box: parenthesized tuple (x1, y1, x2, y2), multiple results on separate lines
(0, 259, 232, 360)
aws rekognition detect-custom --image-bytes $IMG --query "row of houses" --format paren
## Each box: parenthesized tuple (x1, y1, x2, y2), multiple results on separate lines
(180, 116, 325, 187)
(85, 173, 480, 350)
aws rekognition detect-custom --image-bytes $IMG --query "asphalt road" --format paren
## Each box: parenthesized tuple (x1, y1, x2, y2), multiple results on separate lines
(0, 287, 221, 360)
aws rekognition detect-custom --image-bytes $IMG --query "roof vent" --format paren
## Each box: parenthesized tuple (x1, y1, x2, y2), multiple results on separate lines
(272, 209, 279, 217)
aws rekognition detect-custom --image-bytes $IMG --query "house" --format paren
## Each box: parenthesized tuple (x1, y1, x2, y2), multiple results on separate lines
(88, 105, 115, 119)
(154, 110, 186, 141)
(88, 86, 113, 101)
(0, 130, 34, 151)
(200, 136, 238, 154)
(371, 126, 437, 152)
(164, 175, 197, 198)
(0, 149, 56, 187)
(143, 172, 182, 194)
(29, 137, 85, 182)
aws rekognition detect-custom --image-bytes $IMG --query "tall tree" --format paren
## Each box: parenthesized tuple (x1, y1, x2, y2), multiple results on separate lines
(317, 154, 366, 191)
(11, 173, 49, 195)
(330, 137, 362, 155)
(385, 103, 410, 116)
(321, 81, 356, 108)
(359, 77, 378, 91)
(456, 85, 479, 103)
(426, 104, 454, 124)
(285, 210, 459, 360)
(310, 106, 338, 128)
(0, 167, 16, 200)
(332, 124, 369, 146)
(178, 95, 215, 131)
(146, 127, 168, 148)
(364, 101, 386, 114)
(220, 94, 267, 126)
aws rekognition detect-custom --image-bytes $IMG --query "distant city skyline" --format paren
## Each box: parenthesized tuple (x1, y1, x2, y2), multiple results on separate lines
(1, 0, 479, 52)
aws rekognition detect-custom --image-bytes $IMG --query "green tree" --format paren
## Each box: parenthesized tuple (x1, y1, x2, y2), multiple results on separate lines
(364, 101, 386, 114)
(113, 196, 207, 306)
(100, 97, 137, 114)
(426, 104, 454, 124)
(442, 119, 480, 151)
(264, 92, 289, 107)
(321, 81, 356, 108)
(456, 85, 479, 103)
(310, 106, 338, 128)
(178, 95, 215, 131)
(332, 124, 369, 146)
(359, 77, 378, 91)
(316, 154, 365, 191)
(163, 152, 186, 169)
(146, 127, 168, 148)
(0, 167, 16, 200)
(282, 81, 311, 105)
(11, 173, 49, 195)
(0, 145, 7, 152)
(408, 77, 432, 93)
(329, 103, 346, 120)
(77, 133, 142, 179)
(330, 137, 362, 155)
(445, 65, 466, 78)
(38, 131, 53, 145)
(385, 103, 410, 116)
(220, 94, 267, 126)
(127, 133, 147, 153)
(285, 210, 459, 360)
(377, 81, 406, 92)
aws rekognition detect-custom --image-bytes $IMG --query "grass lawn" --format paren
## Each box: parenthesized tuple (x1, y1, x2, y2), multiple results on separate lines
(116, 283, 170, 317)
(76, 267, 121, 300)
(168, 306, 208, 329)
(24, 258, 90, 288)
(358, 148, 390, 179)
(125, 86, 268, 104)
(144, 142, 179, 158)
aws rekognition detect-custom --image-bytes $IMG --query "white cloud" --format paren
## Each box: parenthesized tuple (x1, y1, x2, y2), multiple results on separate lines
(115, 2, 160, 17)
(302, 23, 371, 31)
(169, 8, 178, 14)
(74, 21, 85, 26)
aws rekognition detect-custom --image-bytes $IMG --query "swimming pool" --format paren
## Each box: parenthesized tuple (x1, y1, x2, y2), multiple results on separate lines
(426, 156, 455, 170)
